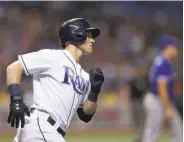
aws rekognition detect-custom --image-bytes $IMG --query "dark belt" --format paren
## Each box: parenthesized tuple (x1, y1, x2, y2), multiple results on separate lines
(30, 108, 65, 137)
(47, 116, 66, 137)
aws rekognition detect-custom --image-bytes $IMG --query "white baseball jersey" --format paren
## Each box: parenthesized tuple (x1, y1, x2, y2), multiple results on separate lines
(18, 49, 91, 131)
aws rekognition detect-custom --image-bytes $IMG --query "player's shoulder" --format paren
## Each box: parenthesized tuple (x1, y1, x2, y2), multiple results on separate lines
(154, 56, 166, 67)
(38, 49, 61, 55)
(153, 55, 171, 71)
(38, 49, 62, 59)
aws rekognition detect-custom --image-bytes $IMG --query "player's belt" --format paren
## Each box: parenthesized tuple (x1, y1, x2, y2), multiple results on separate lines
(47, 116, 66, 137)
(30, 108, 66, 137)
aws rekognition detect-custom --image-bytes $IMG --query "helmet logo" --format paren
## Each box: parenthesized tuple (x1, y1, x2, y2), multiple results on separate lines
(70, 22, 84, 34)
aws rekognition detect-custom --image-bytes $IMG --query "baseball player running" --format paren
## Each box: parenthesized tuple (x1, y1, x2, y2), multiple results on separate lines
(143, 36, 183, 142)
(6, 18, 104, 142)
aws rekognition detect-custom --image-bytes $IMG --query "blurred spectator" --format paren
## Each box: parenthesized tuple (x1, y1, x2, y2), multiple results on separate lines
(128, 65, 148, 142)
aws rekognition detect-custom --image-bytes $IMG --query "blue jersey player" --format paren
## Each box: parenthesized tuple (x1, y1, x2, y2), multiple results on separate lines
(143, 36, 183, 142)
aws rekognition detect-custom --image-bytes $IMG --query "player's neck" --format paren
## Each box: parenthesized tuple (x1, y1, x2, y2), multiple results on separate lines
(162, 51, 172, 61)
(65, 45, 83, 63)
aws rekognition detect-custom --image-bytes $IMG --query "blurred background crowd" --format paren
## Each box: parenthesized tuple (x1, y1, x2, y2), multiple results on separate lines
(0, 1, 183, 141)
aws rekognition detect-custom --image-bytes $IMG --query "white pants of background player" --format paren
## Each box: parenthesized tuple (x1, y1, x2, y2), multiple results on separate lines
(142, 92, 183, 142)
(13, 109, 65, 142)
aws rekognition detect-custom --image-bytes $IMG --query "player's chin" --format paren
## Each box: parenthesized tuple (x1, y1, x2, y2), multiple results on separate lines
(84, 50, 93, 55)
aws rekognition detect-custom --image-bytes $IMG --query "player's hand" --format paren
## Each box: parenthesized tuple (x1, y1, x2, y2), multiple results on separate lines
(89, 68, 104, 94)
(8, 100, 30, 128)
(165, 107, 176, 120)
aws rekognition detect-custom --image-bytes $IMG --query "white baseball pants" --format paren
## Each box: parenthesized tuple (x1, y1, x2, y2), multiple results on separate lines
(13, 109, 65, 142)
(142, 92, 183, 142)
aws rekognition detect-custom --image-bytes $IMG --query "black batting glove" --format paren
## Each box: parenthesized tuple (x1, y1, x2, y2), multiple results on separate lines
(89, 68, 104, 94)
(8, 96, 30, 128)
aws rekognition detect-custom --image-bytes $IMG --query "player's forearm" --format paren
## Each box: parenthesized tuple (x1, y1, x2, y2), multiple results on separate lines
(83, 100, 97, 115)
(80, 67, 104, 117)
(159, 91, 170, 108)
(158, 81, 170, 108)
(6, 61, 30, 128)
(77, 91, 99, 122)
(6, 61, 24, 85)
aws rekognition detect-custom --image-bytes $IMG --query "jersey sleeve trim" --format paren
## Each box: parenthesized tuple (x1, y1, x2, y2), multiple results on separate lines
(18, 55, 30, 76)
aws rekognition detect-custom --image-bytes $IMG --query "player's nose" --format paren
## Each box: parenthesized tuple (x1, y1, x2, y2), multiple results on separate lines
(90, 38, 95, 44)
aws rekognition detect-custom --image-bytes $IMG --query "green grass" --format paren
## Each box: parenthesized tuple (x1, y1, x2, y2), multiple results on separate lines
(0, 133, 170, 142)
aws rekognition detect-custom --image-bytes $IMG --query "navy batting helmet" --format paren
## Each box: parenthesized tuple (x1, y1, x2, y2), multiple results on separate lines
(59, 18, 100, 48)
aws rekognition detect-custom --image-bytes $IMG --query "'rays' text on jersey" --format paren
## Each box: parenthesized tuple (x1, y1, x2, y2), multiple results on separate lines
(62, 66, 89, 94)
